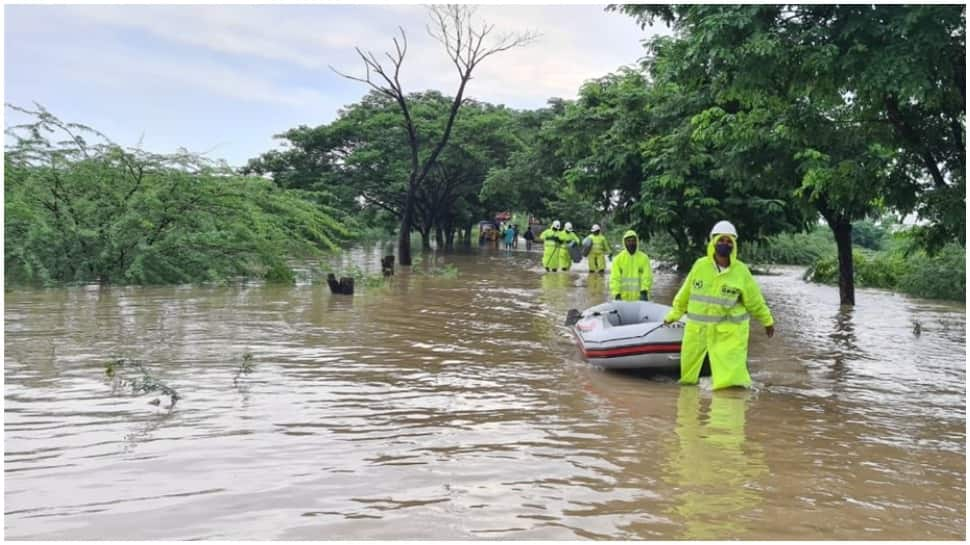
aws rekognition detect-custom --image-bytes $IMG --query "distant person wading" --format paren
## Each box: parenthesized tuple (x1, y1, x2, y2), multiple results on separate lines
(559, 222, 581, 271)
(610, 230, 653, 301)
(541, 220, 563, 272)
(586, 224, 611, 274)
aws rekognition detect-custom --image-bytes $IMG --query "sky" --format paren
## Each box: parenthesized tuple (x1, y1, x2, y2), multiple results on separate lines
(4, 4, 667, 167)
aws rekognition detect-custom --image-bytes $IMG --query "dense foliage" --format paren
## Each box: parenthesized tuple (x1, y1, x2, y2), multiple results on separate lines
(609, 4, 964, 304)
(804, 244, 965, 302)
(12, 5, 963, 304)
(5, 105, 352, 285)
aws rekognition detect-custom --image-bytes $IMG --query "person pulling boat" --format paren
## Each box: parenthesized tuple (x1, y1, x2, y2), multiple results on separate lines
(663, 220, 775, 390)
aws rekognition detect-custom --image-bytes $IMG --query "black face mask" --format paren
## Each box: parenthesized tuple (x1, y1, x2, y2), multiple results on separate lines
(715, 243, 732, 257)
(625, 239, 637, 253)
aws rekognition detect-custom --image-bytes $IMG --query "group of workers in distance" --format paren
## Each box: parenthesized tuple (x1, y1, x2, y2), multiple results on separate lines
(538, 220, 581, 272)
(540, 219, 776, 391)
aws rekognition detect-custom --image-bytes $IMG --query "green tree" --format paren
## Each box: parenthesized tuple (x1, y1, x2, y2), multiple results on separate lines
(248, 91, 522, 250)
(331, 5, 536, 266)
(545, 59, 807, 268)
(479, 99, 569, 222)
(5, 104, 351, 285)
(612, 4, 964, 304)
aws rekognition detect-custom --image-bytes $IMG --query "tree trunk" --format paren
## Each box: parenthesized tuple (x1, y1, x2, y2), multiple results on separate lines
(398, 188, 414, 266)
(419, 226, 432, 250)
(445, 229, 455, 250)
(669, 228, 693, 271)
(435, 226, 444, 250)
(830, 217, 856, 306)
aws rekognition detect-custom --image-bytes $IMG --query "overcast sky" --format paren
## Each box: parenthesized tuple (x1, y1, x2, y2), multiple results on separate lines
(5, 4, 667, 166)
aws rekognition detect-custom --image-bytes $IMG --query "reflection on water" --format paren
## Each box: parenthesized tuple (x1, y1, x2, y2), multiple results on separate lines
(663, 387, 766, 540)
(4, 246, 966, 539)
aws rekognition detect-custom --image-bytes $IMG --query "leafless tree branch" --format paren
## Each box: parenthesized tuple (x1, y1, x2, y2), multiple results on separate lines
(427, 5, 539, 76)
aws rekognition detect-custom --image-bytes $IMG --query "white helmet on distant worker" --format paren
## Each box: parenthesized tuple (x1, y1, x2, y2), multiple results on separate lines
(564, 222, 574, 232)
(552, 220, 561, 229)
(591, 224, 601, 232)
(710, 220, 738, 238)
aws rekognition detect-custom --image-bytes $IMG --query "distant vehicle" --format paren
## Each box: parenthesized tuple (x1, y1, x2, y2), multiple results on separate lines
(478, 220, 499, 245)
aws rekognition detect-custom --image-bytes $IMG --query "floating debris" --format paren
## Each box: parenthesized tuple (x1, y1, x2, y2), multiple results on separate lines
(233, 352, 255, 385)
(104, 358, 179, 407)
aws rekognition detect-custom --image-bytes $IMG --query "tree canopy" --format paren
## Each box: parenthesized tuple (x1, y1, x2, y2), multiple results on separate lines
(5, 104, 352, 285)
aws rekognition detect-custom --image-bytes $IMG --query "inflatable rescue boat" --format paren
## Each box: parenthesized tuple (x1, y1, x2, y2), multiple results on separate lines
(569, 301, 685, 369)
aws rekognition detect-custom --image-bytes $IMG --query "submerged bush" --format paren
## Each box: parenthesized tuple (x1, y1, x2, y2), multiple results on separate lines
(5, 104, 353, 286)
(743, 226, 834, 266)
(804, 244, 965, 301)
(897, 244, 966, 301)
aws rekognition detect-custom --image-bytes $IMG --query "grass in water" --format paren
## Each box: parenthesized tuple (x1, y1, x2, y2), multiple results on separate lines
(411, 255, 459, 278)
(314, 263, 385, 288)
(104, 358, 179, 407)
(233, 352, 255, 384)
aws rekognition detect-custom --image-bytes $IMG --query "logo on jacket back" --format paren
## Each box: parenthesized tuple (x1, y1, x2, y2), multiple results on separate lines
(693, 280, 704, 289)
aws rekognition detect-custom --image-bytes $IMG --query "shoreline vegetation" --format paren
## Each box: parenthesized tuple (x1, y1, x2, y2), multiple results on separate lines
(3, 106, 962, 302)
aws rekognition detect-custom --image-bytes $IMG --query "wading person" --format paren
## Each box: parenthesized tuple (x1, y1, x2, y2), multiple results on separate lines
(559, 222, 581, 271)
(524, 225, 535, 251)
(586, 224, 611, 274)
(503, 223, 515, 251)
(664, 220, 775, 390)
(540, 220, 563, 272)
(610, 230, 653, 301)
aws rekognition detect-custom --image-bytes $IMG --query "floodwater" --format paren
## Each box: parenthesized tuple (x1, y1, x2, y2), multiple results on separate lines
(5, 243, 966, 539)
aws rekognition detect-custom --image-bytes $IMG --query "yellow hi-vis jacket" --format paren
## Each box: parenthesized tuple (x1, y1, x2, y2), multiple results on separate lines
(587, 233, 610, 272)
(588, 233, 610, 256)
(559, 231, 580, 269)
(664, 235, 774, 390)
(540, 228, 561, 269)
(609, 230, 653, 300)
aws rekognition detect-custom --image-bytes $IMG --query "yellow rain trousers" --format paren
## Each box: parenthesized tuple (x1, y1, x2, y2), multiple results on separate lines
(664, 235, 774, 390)
(559, 231, 581, 270)
(540, 228, 561, 270)
(609, 230, 653, 300)
(587, 233, 610, 272)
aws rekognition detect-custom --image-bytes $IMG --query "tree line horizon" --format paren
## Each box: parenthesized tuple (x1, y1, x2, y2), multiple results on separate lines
(5, 5, 964, 306)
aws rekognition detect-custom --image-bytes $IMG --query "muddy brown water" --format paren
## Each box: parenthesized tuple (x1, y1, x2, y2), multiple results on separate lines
(5, 244, 965, 539)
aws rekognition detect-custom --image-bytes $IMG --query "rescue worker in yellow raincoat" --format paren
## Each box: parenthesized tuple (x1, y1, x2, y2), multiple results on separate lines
(559, 222, 581, 271)
(664, 221, 775, 390)
(586, 224, 611, 274)
(609, 230, 653, 301)
(540, 220, 563, 272)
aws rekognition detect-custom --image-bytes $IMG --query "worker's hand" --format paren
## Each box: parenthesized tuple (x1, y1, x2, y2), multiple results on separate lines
(639, 291, 649, 301)
(765, 325, 775, 338)
(663, 319, 673, 325)
(615, 294, 622, 301)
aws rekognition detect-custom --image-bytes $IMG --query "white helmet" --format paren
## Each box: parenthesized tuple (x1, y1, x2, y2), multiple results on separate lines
(710, 220, 738, 238)
(564, 222, 574, 232)
(591, 224, 601, 232)
(551, 220, 561, 230)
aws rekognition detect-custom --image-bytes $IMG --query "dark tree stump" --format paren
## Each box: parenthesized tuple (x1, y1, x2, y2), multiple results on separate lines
(338, 276, 354, 295)
(381, 255, 395, 277)
(327, 273, 355, 295)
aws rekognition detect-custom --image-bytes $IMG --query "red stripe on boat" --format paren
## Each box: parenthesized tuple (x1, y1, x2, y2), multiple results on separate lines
(583, 343, 681, 358)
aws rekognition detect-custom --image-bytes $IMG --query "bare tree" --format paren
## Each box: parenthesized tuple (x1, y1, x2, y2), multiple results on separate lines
(332, 5, 538, 265)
